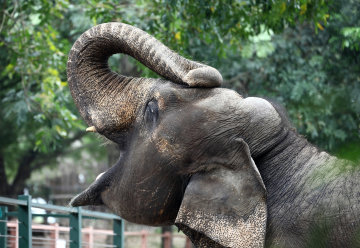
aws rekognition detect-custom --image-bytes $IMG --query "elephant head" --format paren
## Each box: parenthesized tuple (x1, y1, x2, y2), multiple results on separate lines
(67, 23, 278, 247)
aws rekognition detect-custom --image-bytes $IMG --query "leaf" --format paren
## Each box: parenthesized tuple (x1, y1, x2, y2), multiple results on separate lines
(2, 64, 15, 78)
(316, 22, 324, 31)
(175, 31, 181, 41)
(280, 2, 286, 14)
(300, 4, 307, 15)
(334, 130, 347, 141)
(30, 14, 41, 25)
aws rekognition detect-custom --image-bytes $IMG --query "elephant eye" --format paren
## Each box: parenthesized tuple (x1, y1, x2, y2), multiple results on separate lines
(144, 100, 159, 128)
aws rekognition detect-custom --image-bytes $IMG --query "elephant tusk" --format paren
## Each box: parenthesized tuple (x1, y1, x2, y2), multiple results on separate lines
(96, 172, 105, 181)
(86, 126, 97, 133)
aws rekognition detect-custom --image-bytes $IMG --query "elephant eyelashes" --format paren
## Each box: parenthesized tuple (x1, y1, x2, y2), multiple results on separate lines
(144, 100, 159, 128)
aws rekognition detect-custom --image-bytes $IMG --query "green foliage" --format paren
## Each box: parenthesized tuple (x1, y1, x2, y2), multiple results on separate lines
(0, 1, 104, 193)
(221, 0, 360, 159)
(329, 0, 360, 50)
(144, 0, 328, 59)
(1, 0, 77, 151)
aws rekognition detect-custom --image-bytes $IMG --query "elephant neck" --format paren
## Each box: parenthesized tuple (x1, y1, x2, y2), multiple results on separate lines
(254, 129, 313, 202)
(255, 129, 360, 245)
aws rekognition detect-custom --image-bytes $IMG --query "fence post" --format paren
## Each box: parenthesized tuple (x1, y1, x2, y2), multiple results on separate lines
(141, 230, 147, 248)
(185, 237, 192, 248)
(0, 206, 8, 248)
(50, 223, 59, 248)
(163, 231, 172, 248)
(70, 207, 82, 248)
(113, 219, 124, 248)
(18, 195, 32, 248)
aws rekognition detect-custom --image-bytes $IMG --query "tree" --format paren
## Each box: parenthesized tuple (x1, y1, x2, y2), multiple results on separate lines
(224, 0, 360, 159)
(0, 0, 98, 196)
(140, 0, 329, 57)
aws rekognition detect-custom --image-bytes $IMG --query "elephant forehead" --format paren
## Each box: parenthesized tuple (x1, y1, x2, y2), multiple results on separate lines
(242, 97, 281, 125)
(195, 88, 243, 111)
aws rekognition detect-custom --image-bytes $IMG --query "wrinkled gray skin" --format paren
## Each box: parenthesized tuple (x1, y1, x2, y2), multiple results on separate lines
(67, 23, 360, 247)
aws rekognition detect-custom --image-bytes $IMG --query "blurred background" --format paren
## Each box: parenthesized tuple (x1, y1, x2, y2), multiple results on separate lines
(0, 0, 359, 247)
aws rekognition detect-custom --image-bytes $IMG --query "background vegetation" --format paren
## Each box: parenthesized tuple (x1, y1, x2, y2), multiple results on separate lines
(0, 0, 359, 200)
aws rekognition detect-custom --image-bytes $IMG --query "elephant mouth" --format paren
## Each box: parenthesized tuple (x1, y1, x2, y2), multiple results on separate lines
(70, 166, 116, 207)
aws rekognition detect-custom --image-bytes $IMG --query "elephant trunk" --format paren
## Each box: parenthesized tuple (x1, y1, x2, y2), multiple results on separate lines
(67, 22, 222, 135)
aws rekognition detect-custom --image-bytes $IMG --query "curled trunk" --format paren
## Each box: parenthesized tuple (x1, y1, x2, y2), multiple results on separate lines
(67, 22, 222, 135)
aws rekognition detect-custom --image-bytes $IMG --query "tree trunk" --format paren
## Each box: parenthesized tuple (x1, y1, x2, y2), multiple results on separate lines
(0, 132, 84, 197)
(9, 150, 38, 196)
(0, 154, 9, 195)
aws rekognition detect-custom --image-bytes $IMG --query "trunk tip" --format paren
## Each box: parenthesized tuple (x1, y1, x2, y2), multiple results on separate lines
(183, 67, 223, 87)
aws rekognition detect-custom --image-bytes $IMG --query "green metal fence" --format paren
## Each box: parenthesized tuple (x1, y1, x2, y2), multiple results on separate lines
(0, 195, 124, 248)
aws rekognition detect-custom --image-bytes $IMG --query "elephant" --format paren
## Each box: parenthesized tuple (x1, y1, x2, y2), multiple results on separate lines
(67, 22, 360, 247)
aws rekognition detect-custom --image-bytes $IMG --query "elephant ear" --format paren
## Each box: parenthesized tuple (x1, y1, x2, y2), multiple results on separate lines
(175, 139, 267, 248)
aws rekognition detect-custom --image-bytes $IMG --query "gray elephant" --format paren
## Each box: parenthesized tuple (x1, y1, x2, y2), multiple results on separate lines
(67, 23, 360, 247)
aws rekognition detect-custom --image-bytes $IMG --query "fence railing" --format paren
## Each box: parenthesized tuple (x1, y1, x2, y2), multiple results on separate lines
(0, 195, 124, 248)
(2, 222, 191, 248)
